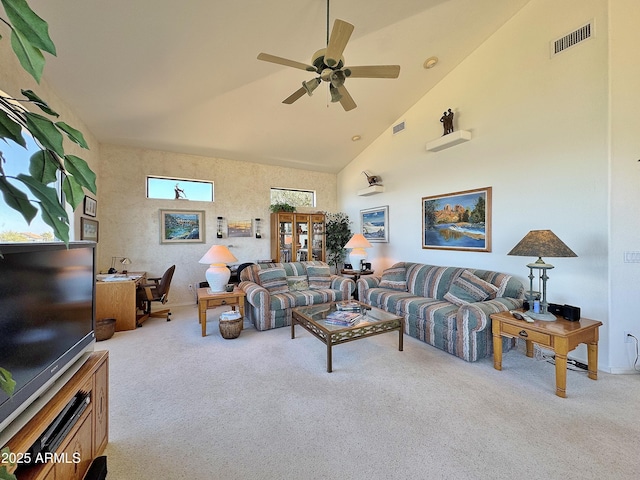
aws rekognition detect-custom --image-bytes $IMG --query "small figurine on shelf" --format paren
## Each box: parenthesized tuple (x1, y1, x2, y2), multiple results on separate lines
(440, 108, 455, 136)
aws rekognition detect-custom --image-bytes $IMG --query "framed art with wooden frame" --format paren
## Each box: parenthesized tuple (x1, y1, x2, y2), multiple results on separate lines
(360, 205, 389, 243)
(80, 217, 99, 242)
(160, 209, 205, 244)
(83, 195, 97, 217)
(422, 187, 492, 252)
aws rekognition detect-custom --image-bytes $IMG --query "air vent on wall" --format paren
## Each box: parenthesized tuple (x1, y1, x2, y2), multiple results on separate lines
(392, 120, 406, 135)
(550, 20, 594, 57)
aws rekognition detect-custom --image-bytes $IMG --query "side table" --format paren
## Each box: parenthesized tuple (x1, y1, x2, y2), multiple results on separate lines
(197, 287, 246, 337)
(490, 310, 602, 398)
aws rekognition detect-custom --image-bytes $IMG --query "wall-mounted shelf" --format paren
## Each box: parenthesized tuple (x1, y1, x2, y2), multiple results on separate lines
(358, 185, 384, 196)
(426, 130, 472, 152)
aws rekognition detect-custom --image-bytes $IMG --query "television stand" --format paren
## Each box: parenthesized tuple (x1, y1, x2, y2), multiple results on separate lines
(2, 351, 109, 480)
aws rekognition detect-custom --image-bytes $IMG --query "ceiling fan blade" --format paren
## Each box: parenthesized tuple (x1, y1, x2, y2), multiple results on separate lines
(282, 87, 307, 104)
(325, 19, 354, 67)
(346, 65, 401, 79)
(337, 85, 356, 112)
(258, 53, 316, 72)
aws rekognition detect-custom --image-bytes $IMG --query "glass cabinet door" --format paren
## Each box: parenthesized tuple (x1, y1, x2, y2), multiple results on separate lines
(311, 214, 325, 261)
(276, 213, 293, 263)
(294, 214, 309, 261)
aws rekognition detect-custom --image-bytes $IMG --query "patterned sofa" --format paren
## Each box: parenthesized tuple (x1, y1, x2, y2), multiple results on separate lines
(239, 261, 355, 331)
(356, 262, 525, 362)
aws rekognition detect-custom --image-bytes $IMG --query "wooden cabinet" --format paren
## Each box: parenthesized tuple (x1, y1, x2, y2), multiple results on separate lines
(95, 273, 145, 331)
(4, 351, 109, 480)
(270, 212, 325, 263)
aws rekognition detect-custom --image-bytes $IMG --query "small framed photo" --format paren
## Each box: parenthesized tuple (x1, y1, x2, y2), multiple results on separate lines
(361, 205, 389, 243)
(83, 196, 97, 217)
(80, 217, 99, 242)
(160, 209, 205, 244)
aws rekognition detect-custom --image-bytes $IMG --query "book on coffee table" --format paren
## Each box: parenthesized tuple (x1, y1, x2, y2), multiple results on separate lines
(336, 301, 362, 312)
(324, 310, 362, 326)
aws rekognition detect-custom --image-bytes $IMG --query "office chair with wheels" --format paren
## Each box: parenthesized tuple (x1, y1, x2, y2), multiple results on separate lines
(137, 265, 175, 327)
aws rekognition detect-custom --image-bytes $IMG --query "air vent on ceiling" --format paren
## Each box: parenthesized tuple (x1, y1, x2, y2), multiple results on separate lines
(550, 20, 594, 57)
(392, 120, 406, 135)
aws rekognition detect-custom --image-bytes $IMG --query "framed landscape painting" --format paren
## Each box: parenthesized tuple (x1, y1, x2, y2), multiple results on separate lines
(422, 187, 491, 252)
(361, 205, 388, 243)
(160, 209, 205, 244)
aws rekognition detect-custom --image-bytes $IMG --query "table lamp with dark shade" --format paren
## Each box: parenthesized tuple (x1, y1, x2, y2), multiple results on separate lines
(508, 230, 577, 321)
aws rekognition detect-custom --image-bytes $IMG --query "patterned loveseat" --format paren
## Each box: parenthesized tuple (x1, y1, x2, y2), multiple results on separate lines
(356, 262, 525, 362)
(240, 261, 355, 331)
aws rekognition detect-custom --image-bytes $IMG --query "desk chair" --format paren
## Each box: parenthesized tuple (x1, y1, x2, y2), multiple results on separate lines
(137, 265, 175, 326)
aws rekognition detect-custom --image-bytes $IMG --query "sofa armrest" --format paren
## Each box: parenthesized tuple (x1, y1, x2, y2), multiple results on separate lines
(356, 275, 381, 301)
(239, 281, 270, 310)
(330, 275, 355, 298)
(457, 297, 524, 332)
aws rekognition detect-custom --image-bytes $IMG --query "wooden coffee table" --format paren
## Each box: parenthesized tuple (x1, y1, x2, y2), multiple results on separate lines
(490, 310, 602, 398)
(292, 301, 403, 372)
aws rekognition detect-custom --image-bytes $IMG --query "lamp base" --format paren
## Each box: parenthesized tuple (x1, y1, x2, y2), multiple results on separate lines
(527, 310, 556, 321)
(349, 250, 367, 271)
(205, 264, 231, 292)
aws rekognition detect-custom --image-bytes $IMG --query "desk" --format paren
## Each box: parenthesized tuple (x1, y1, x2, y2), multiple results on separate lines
(95, 273, 146, 331)
(198, 287, 246, 337)
(490, 310, 602, 398)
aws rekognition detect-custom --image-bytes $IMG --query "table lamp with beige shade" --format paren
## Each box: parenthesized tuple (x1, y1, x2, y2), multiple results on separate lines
(344, 233, 372, 271)
(199, 245, 238, 292)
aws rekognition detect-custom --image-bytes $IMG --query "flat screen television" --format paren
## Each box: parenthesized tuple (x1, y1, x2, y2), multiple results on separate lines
(0, 242, 96, 439)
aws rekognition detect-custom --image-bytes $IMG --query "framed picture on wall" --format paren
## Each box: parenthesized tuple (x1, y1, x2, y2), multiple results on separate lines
(422, 187, 492, 252)
(160, 209, 205, 244)
(83, 196, 97, 217)
(80, 217, 99, 242)
(360, 206, 389, 243)
(227, 220, 252, 237)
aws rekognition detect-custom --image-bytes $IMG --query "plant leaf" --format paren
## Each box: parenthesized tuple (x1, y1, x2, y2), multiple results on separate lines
(16, 173, 69, 244)
(1, 0, 56, 55)
(0, 108, 26, 148)
(0, 367, 17, 396)
(9, 27, 45, 83)
(0, 176, 37, 223)
(24, 112, 64, 157)
(65, 155, 97, 194)
(62, 174, 84, 210)
(29, 150, 59, 184)
(21, 89, 59, 117)
(56, 122, 88, 149)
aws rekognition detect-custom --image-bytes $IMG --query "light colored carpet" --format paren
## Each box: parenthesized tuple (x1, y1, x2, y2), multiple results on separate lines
(100, 305, 640, 480)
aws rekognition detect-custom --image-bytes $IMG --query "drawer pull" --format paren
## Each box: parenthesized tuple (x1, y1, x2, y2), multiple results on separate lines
(519, 330, 528, 337)
(221, 300, 227, 305)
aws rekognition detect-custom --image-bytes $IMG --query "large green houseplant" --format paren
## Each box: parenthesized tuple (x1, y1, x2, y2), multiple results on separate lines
(324, 212, 351, 273)
(0, 0, 96, 246)
(1, 2, 96, 478)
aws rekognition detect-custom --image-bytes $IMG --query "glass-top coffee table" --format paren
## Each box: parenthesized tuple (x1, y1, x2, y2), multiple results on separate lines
(291, 301, 403, 372)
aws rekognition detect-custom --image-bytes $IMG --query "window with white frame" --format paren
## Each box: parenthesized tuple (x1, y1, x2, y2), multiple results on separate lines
(147, 176, 214, 201)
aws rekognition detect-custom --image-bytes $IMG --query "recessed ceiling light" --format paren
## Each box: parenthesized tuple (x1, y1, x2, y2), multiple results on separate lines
(423, 56, 438, 69)
(351, 135, 361, 142)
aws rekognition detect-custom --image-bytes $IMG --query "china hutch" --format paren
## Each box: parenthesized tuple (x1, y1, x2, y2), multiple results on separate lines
(270, 212, 326, 263)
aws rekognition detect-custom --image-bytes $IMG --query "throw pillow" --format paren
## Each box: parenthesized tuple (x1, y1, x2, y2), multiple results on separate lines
(444, 269, 499, 306)
(307, 265, 332, 289)
(257, 267, 288, 294)
(287, 275, 309, 291)
(379, 265, 407, 291)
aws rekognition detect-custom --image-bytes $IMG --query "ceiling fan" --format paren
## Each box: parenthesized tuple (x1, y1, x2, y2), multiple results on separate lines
(257, 3, 400, 112)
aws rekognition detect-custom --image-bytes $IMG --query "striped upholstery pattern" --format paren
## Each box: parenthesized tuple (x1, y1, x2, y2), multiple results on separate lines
(239, 261, 355, 331)
(379, 263, 408, 291)
(358, 262, 524, 362)
(443, 269, 498, 306)
(257, 267, 288, 294)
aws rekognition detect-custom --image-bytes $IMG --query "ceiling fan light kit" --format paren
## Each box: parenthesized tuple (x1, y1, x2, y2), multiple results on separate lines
(257, 4, 400, 112)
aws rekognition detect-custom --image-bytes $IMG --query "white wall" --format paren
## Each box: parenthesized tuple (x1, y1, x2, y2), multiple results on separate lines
(98, 144, 337, 306)
(608, 0, 640, 373)
(338, 0, 622, 370)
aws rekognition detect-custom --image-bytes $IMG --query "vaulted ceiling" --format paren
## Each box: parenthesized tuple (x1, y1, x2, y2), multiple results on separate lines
(31, 0, 530, 173)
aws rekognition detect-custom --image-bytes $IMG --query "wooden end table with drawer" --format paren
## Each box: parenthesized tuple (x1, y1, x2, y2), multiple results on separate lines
(490, 310, 602, 398)
(197, 287, 246, 337)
